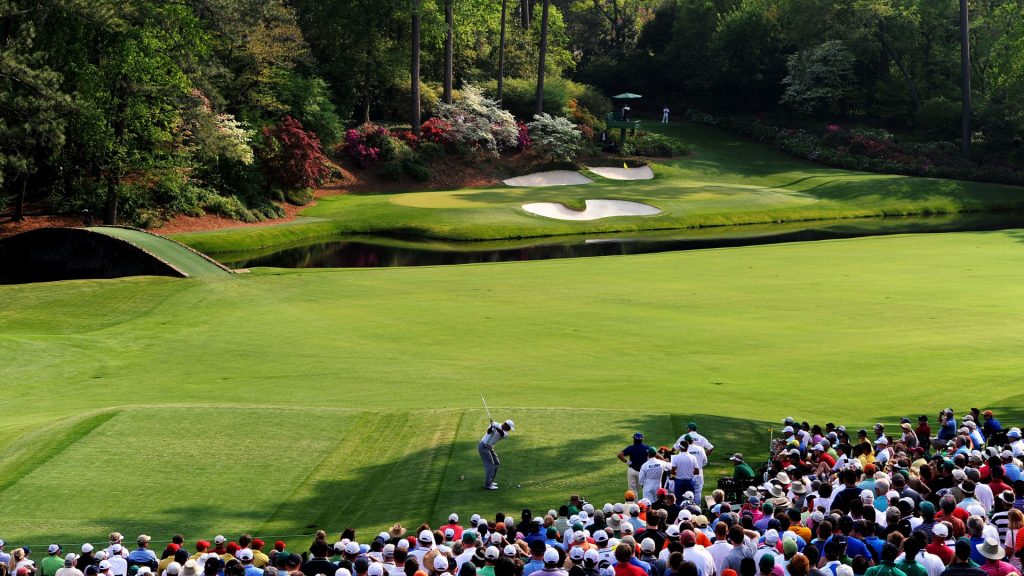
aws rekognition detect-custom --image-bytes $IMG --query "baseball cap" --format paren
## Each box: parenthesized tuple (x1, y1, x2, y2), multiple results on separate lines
(640, 539, 655, 553)
(49, 545, 61, 554)
(502, 544, 517, 557)
(237, 550, 253, 562)
(344, 542, 359, 555)
(213, 536, 226, 545)
(633, 432, 644, 440)
(82, 544, 94, 554)
(593, 530, 608, 543)
(443, 528, 455, 539)
(433, 556, 449, 572)
(504, 420, 515, 431)
(730, 453, 744, 461)
(137, 535, 151, 546)
(570, 547, 585, 561)
(418, 530, 433, 544)
(367, 564, 384, 576)
(933, 524, 949, 538)
(584, 550, 599, 564)
(166, 563, 181, 576)
(65, 554, 78, 566)
(335, 570, 352, 576)
(484, 546, 500, 560)
(99, 561, 112, 571)
(382, 544, 395, 558)
(544, 549, 559, 564)
(111, 545, 122, 555)
(448, 513, 459, 523)
(471, 514, 481, 525)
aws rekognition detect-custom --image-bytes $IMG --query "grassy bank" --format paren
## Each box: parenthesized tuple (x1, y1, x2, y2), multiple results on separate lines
(172, 122, 1024, 255)
(3, 230, 1024, 542)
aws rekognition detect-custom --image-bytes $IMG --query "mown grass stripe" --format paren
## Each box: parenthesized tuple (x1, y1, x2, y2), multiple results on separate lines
(0, 411, 119, 497)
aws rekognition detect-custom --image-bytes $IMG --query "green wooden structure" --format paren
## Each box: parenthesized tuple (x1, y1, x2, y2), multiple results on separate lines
(607, 92, 642, 143)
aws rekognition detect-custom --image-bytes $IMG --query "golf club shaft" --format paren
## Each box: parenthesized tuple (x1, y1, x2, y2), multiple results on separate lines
(481, 394, 493, 422)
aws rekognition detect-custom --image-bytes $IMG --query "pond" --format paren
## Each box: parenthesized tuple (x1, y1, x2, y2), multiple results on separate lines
(217, 213, 1024, 269)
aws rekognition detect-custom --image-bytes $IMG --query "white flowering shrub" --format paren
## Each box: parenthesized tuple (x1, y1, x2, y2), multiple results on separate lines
(527, 113, 582, 162)
(434, 85, 518, 156)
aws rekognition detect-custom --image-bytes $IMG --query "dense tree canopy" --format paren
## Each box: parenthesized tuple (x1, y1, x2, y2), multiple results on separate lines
(2, 0, 1023, 225)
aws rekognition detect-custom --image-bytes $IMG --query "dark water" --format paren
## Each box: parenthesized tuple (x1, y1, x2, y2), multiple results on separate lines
(218, 213, 1024, 269)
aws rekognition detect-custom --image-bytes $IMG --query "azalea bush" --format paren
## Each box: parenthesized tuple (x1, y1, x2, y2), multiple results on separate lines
(433, 85, 518, 156)
(419, 118, 454, 145)
(622, 132, 688, 157)
(527, 113, 582, 162)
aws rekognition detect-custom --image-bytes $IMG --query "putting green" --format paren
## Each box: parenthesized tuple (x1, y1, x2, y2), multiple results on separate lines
(174, 122, 1024, 255)
(4, 230, 1024, 543)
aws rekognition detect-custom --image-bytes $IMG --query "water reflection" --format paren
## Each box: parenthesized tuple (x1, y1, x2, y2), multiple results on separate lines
(219, 213, 1024, 269)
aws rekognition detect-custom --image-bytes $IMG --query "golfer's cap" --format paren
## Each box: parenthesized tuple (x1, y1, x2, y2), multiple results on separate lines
(543, 549, 559, 564)
(584, 550, 599, 564)
(633, 432, 643, 440)
(730, 453, 744, 462)
(504, 420, 515, 431)
(367, 564, 384, 576)
(237, 550, 253, 562)
(570, 547, 585, 561)
(49, 545, 61, 554)
(933, 523, 949, 538)
(433, 556, 448, 572)
(593, 530, 608, 543)
(82, 544, 94, 554)
(99, 561, 112, 571)
(214, 536, 226, 545)
(418, 530, 433, 543)
(502, 544, 517, 557)
(485, 546, 500, 560)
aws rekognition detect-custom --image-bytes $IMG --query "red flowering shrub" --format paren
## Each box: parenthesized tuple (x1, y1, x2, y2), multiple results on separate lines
(516, 122, 531, 151)
(419, 118, 454, 145)
(261, 116, 333, 189)
(395, 130, 420, 147)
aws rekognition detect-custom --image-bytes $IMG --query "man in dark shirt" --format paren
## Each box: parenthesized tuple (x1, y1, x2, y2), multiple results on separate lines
(619, 433, 651, 497)
(830, 469, 862, 514)
(301, 542, 335, 576)
(939, 539, 985, 576)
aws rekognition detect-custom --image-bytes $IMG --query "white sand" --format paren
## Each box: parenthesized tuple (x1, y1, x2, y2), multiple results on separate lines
(587, 165, 655, 180)
(522, 200, 661, 221)
(503, 170, 594, 187)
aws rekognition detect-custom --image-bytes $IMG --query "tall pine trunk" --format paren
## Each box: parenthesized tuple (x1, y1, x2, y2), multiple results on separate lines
(521, 0, 529, 28)
(411, 0, 422, 135)
(959, 0, 971, 158)
(443, 0, 454, 105)
(534, 0, 549, 115)
(13, 175, 26, 222)
(497, 0, 508, 103)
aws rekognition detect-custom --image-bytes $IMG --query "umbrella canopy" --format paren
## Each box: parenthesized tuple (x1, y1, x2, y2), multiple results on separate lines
(612, 92, 643, 99)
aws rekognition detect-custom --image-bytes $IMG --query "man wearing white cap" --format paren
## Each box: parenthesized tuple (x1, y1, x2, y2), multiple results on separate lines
(106, 545, 127, 576)
(42, 545, 65, 576)
(479, 419, 515, 490)
(534, 549, 567, 576)
(237, 549, 262, 576)
(1008, 429, 1024, 458)
(410, 530, 436, 563)
(55, 554, 82, 576)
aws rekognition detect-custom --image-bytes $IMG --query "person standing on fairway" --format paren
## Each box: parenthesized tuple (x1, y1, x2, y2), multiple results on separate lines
(618, 433, 651, 495)
(480, 419, 515, 490)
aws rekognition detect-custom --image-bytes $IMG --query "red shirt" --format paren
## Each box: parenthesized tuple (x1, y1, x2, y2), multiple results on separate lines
(989, 479, 1012, 496)
(440, 523, 463, 540)
(926, 542, 954, 566)
(615, 562, 647, 576)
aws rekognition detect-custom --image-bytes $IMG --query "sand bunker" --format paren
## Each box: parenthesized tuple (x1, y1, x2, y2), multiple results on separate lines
(522, 200, 661, 221)
(587, 165, 655, 181)
(503, 171, 595, 187)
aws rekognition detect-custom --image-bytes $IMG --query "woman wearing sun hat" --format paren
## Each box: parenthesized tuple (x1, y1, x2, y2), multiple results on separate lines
(976, 536, 1015, 576)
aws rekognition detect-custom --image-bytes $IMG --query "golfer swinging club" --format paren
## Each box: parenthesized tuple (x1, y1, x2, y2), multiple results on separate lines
(479, 395, 515, 490)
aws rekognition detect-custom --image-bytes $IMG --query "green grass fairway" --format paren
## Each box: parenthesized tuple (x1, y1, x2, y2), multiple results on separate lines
(4, 230, 1024, 544)
(174, 122, 1024, 254)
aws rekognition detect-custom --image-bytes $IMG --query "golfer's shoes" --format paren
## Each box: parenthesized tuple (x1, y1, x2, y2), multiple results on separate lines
(486, 483, 499, 490)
